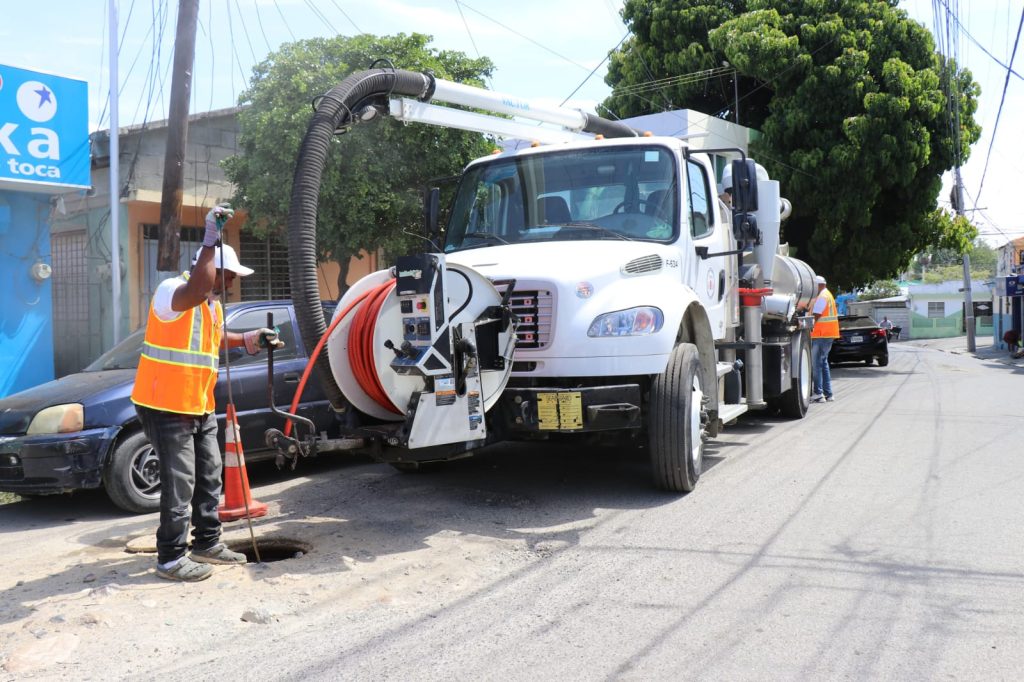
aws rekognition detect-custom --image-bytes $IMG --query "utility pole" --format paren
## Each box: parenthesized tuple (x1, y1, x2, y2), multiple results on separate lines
(108, 0, 122, 343)
(955, 169, 976, 351)
(157, 0, 199, 272)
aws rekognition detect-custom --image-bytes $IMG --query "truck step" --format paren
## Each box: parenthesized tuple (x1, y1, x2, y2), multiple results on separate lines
(718, 403, 748, 425)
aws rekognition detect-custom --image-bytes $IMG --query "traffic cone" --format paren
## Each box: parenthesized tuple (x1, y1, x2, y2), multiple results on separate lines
(218, 404, 268, 521)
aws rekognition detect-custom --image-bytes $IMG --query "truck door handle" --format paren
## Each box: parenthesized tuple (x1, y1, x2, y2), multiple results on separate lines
(282, 372, 299, 383)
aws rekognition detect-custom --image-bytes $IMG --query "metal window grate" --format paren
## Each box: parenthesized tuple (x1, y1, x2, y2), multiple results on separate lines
(240, 231, 291, 301)
(51, 231, 93, 376)
(140, 224, 203, 320)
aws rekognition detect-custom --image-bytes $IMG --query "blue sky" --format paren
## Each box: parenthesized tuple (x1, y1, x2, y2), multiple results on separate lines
(3, 0, 1020, 245)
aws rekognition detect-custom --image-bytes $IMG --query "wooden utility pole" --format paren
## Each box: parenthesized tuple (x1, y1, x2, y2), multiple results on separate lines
(157, 0, 200, 271)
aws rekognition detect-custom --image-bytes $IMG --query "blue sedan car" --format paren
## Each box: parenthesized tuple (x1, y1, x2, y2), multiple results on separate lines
(0, 301, 338, 513)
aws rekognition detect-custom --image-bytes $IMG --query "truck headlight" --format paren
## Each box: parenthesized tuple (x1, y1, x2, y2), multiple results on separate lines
(27, 404, 85, 435)
(587, 307, 664, 337)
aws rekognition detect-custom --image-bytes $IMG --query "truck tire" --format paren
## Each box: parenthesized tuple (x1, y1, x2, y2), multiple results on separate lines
(779, 340, 812, 419)
(649, 343, 704, 492)
(102, 430, 161, 514)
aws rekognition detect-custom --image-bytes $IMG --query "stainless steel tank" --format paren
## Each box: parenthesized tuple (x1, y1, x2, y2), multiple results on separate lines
(772, 255, 817, 313)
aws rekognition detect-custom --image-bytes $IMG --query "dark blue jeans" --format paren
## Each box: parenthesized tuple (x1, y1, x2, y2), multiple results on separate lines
(135, 405, 222, 564)
(811, 337, 834, 399)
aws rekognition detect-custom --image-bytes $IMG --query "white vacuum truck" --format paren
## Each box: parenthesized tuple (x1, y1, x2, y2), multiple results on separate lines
(273, 68, 817, 492)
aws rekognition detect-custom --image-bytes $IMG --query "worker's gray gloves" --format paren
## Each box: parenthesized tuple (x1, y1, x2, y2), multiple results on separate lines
(202, 204, 235, 248)
(243, 327, 285, 355)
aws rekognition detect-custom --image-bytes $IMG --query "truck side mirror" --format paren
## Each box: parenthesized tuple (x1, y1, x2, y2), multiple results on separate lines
(423, 187, 440, 239)
(730, 159, 758, 213)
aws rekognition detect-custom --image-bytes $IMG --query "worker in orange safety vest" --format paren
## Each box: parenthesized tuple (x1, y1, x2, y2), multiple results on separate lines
(810, 275, 840, 403)
(131, 205, 283, 582)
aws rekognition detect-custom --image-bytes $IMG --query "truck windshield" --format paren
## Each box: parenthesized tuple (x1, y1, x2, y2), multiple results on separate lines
(444, 145, 678, 252)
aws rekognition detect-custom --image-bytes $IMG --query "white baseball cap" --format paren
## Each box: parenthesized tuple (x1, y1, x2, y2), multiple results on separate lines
(192, 244, 254, 276)
(815, 275, 826, 285)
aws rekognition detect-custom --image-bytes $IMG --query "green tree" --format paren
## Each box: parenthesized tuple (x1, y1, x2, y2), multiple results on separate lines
(858, 279, 901, 301)
(605, 0, 981, 289)
(223, 33, 495, 293)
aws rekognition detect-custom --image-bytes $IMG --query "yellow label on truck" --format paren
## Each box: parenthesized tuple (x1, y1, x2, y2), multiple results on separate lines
(536, 392, 583, 430)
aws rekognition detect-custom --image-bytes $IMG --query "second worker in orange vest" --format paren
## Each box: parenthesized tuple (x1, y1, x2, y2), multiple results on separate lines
(810, 275, 840, 402)
(132, 205, 284, 582)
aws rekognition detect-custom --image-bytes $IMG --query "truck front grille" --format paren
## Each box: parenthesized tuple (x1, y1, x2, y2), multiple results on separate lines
(491, 280, 553, 349)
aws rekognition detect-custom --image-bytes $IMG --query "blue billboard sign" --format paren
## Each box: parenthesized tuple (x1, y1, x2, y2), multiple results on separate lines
(0, 64, 90, 193)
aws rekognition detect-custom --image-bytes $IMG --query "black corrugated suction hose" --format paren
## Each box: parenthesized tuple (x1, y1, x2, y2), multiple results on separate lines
(287, 68, 434, 410)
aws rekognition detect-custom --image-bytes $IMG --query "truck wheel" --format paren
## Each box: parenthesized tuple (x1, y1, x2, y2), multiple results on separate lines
(649, 343, 704, 492)
(779, 340, 811, 419)
(102, 430, 161, 514)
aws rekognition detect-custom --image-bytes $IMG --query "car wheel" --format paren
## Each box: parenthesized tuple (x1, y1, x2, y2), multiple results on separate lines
(779, 339, 811, 419)
(649, 343, 704, 493)
(864, 358, 873, 366)
(102, 430, 161, 514)
(876, 355, 889, 367)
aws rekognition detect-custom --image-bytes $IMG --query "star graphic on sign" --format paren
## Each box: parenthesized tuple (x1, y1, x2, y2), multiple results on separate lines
(34, 86, 53, 107)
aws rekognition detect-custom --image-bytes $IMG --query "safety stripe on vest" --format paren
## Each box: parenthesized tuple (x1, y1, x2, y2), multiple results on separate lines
(190, 306, 203, 353)
(141, 342, 217, 369)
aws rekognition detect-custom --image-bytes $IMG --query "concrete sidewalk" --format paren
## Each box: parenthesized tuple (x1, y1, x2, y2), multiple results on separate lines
(903, 335, 1024, 368)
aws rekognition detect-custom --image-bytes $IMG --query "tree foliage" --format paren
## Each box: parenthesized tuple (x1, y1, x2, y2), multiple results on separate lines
(858, 279, 902, 300)
(223, 34, 495, 292)
(605, 0, 981, 289)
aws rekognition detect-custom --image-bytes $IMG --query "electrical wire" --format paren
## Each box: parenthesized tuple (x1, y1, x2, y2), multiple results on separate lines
(973, 6, 1024, 206)
(454, 0, 481, 59)
(233, 0, 259, 64)
(457, 0, 591, 72)
(328, 0, 363, 34)
(252, 0, 273, 54)
(272, 0, 296, 42)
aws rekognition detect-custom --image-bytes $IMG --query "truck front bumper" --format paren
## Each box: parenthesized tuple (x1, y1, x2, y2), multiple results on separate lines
(0, 426, 120, 495)
(496, 384, 642, 434)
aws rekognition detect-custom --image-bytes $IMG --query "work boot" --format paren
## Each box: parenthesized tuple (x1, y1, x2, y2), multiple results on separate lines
(156, 557, 213, 582)
(191, 542, 247, 565)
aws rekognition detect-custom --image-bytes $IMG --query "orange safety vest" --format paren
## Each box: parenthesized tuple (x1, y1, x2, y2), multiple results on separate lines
(131, 275, 223, 415)
(811, 288, 840, 339)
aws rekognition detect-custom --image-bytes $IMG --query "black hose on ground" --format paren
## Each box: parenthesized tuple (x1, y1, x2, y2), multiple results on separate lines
(286, 68, 434, 410)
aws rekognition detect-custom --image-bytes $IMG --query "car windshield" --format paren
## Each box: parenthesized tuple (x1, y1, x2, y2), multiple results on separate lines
(84, 328, 146, 371)
(444, 145, 679, 251)
(839, 316, 878, 330)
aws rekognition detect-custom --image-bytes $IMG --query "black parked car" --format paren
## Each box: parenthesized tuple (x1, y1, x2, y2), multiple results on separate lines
(828, 315, 889, 367)
(0, 301, 337, 513)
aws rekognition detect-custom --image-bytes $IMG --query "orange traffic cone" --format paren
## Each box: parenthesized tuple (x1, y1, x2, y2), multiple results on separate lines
(218, 404, 268, 521)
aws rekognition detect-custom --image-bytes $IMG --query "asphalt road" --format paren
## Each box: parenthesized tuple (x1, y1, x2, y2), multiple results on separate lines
(1, 340, 1021, 680)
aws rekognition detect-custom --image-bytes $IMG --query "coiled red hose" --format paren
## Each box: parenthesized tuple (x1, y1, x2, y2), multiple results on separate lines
(283, 279, 399, 437)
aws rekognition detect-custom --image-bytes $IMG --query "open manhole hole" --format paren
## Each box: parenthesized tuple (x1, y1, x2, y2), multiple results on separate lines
(226, 537, 312, 563)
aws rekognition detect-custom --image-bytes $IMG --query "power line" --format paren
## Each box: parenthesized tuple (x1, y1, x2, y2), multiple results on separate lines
(933, 0, 1023, 80)
(457, 1, 591, 72)
(974, 6, 1024, 206)
(272, 0, 296, 42)
(302, 0, 338, 35)
(328, 0, 363, 35)
(233, 0, 259, 64)
(453, 1, 481, 59)
(251, 0, 273, 54)
(560, 32, 629, 106)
